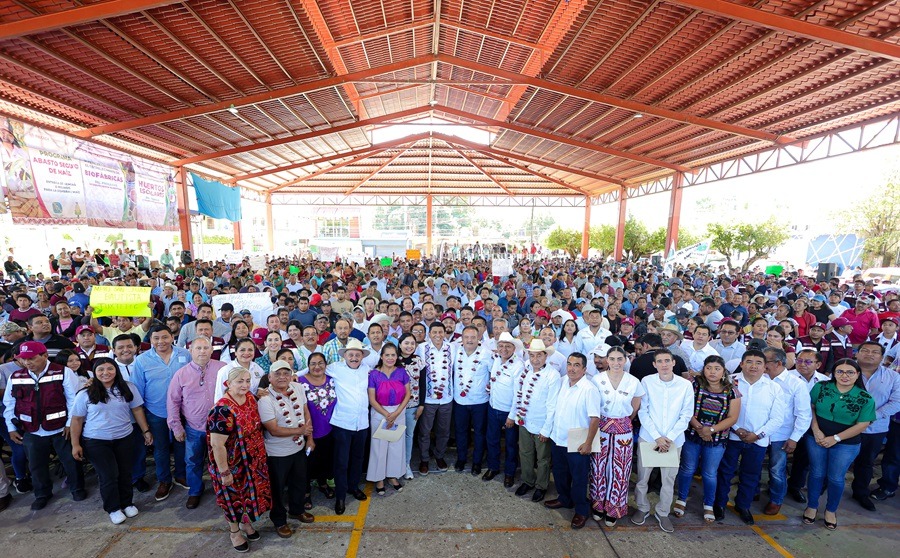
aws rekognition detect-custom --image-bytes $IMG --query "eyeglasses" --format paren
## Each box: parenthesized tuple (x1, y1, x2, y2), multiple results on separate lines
(834, 370, 858, 376)
(796, 359, 817, 365)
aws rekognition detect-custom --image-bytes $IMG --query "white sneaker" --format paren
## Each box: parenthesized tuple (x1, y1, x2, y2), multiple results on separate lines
(123, 506, 139, 518)
(404, 465, 414, 480)
(109, 510, 127, 525)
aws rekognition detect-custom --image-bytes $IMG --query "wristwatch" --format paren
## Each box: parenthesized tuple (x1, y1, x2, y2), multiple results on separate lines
(833, 434, 842, 442)
(709, 426, 716, 433)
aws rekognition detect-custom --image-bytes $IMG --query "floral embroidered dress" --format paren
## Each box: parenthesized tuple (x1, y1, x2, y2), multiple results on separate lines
(207, 394, 272, 523)
(298, 375, 338, 439)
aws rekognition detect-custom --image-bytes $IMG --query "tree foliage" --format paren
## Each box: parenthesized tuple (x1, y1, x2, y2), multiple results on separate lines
(589, 225, 616, 257)
(707, 219, 790, 271)
(844, 174, 900, 266)
(545, 227, 582, 258)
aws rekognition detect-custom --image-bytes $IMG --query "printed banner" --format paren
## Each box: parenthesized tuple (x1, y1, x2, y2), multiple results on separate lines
(319, 247, 339, 262)
(223, 250, 244, 264)
(135, 162, 177, 231)
(89, 286, 151, 318)
(212, 293, 273, 329)
(492, 258, 514, 277)
(248, 254, 267, 270)
(81, 159, 134, 228)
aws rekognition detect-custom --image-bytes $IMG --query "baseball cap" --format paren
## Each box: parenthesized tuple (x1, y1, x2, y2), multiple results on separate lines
(75, 325, 94, 336)
(535, 309, 550, 320)
(812, 294, 826, 302)
(269, 360, 294, 375)
(0, 322, 25, 335)
(17, 341, 47, 359)
(675, 308, 691, 319)
(440, 312, 458, 322)
(621, 318, 635, 326)
(884, 316, 900, 326)
(831, 317, 851, 328)
(810, 322, 827, 330)
(240, 309, 253, 315)
(747, 339, 768, 351)
(251, 327, 269, 345)
(73, 282, 86, 294)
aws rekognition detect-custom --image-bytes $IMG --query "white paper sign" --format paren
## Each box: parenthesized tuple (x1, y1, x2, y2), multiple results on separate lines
(212, 292, 273, 328)
(223, 250, 244, 264)
(247, 254, 267, 271)
(492, 258, 514, 278)
(319, 246, 339, 262)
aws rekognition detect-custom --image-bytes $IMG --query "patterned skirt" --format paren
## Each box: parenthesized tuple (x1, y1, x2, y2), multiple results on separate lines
(589, 416, 634, 519)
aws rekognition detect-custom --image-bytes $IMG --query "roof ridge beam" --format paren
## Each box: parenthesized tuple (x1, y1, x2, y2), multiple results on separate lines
(0, 0, 182, 40)
(74, 55, 436, 138)
(344, 148, 410, 195)
(447, 144, 515, 196)
(440, 55, 794, 145)
(668, 0, 900, 62)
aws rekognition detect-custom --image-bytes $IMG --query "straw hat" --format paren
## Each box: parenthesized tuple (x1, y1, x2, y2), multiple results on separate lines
(338, 338, 371, 358)
(525, 339, 555, 356)
(496, 331, 524, 353)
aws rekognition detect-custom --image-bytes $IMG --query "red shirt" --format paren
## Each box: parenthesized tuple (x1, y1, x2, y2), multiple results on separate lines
(839, 308, 880, 345)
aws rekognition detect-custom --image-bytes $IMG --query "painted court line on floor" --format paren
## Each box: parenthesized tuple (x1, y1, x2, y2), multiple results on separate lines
(751, 525, 794, 558)
(345, 484, 373, 558)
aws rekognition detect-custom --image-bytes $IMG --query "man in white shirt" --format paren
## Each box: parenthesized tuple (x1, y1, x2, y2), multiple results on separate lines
(537, 327, 568, 376)
(541, 352, 601, 530)
(483, 332, 524, 486)
(576, 306, 612, 356)
(452, 326, 491, 475)
(510, 340, 560, 503)
(631, 349, 694, 533)
(713, 349, 785, 525)
(786, 348, 828, 504)
(710, 319, 746, 363)
(761, 347, 811, 515)
(680, 324, 720, 374)
(416, 323, 455, 475)
(326, 339, 372, 515)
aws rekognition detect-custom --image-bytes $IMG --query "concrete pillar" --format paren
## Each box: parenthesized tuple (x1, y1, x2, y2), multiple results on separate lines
(665, 172, 685, 256)
(580, 195, 591, 259)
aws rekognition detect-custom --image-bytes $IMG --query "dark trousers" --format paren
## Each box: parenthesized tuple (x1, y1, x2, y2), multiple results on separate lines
(0, 415, 28, 479)
(715, 440, 766, 509)
(550, 445, 591, 516)
(130, 424, 147, 484)
(83, 435, 135, 513)
(788, 431, 811, 491)
(268, 451, 308, 527)
(332, 426, 368, 502)
(454, 402, 488, 466)
(851, 432, 885, 497)
(878, 420, 900, 494)
(23, 431, 84, 500)
(309, 432, 335, 488)
(486, 406, 518, 475)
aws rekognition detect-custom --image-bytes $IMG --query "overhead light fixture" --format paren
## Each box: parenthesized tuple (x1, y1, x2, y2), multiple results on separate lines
(429, 99, 438, 106)
(227, 104, 239, 115)
(633, 113, 643, 119)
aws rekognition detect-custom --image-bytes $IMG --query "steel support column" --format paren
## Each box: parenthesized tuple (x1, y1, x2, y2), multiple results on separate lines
(265, 194, 274, 253)
(233, 221, 243, 250)
(426, 194, 433, 257)
(665, 172, 685, 256)
(613, 187, 627, 261)
(175, 166, 193, 253)
(581, 196, 591, 259)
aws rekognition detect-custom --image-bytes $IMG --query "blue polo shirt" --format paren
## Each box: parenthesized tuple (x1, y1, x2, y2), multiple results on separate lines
(131, 346, 191, 418)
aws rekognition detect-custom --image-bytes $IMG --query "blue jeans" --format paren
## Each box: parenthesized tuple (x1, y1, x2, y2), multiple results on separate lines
(715, 440, 766, 509)
(146, 412, 185, 484)
(454, 402, 488, 466)
(0, 413, 29, 480)
(486, 406, 518, 475)
(767, 441, 789, 505)
(677, 439, 726, 506)
(550, 445, 591, 516)
(404, 407, 419, 467)
(806, 437, 860, 513)
(184, 425, 207, 496)
(332, 426, 368, 502)
(878, 420, 900, 494)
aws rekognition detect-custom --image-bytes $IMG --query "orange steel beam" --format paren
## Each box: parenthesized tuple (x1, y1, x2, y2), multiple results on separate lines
(175, 166, 193, 253)
(0, 0, 183, 40)
(669, 0, 900, 62)
(268, 150, 388, 193)
(232, 221, 243, 250)
(172, 106, 432, 166)
(228, 133, 432, 183)
(613, 187, 627, 261)
(331, 20, 433, 49)
(493, 0, 590, 122)
(428, 132, 623, 186)
(357, 84, 424, 101)
(344, 148, 410, 195)
(298, 0, 365, 117)
(440, 55, 795, 145)
(665, 172, 684, 255)
(444, 22, 555, 54)
(447, 145, 515, 196)
(437, 105, 688, 171)
(75, 55, 435, 138)
(472, 149, 591, 195)
(581, 198, 591, 259)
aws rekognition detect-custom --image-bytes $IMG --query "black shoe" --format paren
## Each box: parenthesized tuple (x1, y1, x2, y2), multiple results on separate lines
(0, 493, 11, 512)
(531, 489, 546, 503)
(871, 488, 895, 501)
(788, 488, 807, 504)
(133, 479, 152, 493)
(72, 489, 87, 502)
(471, 464, 482, 476)
(515, 483, 534, 497)
(713, 505, 725, 521)
(854, 494, 876, 511)
(31, 497, 50, 511)
(482, 470, 499, 482)
(351, 489, 368, 501)
(242, 528, 260, 542)
(14, 478, 32, 494)
(503, 475, 514, 488)
(335, 500, 346, 515)
(455, 461, 465, 473)
(735, 507, 754, 525)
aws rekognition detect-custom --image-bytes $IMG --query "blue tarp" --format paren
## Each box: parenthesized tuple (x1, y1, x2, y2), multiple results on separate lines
(191, 172, 242, 222)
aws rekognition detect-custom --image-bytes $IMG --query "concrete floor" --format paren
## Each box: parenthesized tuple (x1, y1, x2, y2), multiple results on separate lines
(0, 462, 897, 558)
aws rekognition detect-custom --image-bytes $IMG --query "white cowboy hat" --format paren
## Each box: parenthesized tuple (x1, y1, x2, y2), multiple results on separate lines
(525, 339, 555, 356)
(551, 309, 572, 322)
(369, 313, 392, 325)
(338, 338, 371, 358)
(496, 331, 524, 353)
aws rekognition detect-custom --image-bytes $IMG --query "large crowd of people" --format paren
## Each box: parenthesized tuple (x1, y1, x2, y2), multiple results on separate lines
(0, 250, 898, 551)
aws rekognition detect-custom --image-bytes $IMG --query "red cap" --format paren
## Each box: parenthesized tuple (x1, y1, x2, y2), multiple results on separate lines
(75, 325, 94, 336)
(831, 317, 851, 328)
(535, 309, 550, 319)
(17, 341, 47, 359)
(440, 312, 458, 322)
(810, 322, 827, 330)
(251, 327, 269, 345)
